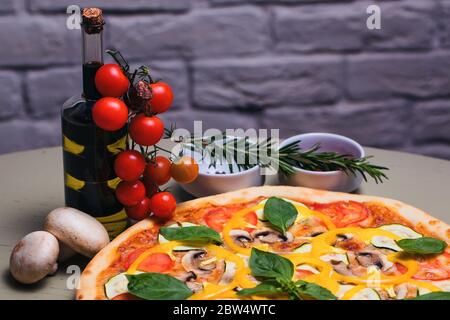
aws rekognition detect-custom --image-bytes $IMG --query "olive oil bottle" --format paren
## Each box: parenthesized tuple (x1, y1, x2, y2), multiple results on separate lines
(61, 8, 127, 237)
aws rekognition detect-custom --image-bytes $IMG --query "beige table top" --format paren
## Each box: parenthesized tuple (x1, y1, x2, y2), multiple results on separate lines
(0, 146, 449, 299)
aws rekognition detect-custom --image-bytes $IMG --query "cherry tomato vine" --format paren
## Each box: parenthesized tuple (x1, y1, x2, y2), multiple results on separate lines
(92, 49, 199, 221)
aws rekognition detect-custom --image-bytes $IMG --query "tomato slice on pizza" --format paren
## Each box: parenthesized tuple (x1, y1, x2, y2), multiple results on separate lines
(203, 208, 232, 232)
(311, 201, 369, 227)
(138, 252, 174, 273)
(204, 208, 258, 233)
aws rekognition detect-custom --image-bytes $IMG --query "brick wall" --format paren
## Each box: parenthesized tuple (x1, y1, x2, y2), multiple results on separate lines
(0, 0, 449, 159)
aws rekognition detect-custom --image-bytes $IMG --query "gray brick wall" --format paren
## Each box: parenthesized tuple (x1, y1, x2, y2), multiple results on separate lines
(0, 0, 449, 160)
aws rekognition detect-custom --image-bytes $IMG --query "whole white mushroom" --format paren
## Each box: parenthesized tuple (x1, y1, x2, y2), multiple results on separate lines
(44, 207, 110, 258)
(10, 231, 59, 284)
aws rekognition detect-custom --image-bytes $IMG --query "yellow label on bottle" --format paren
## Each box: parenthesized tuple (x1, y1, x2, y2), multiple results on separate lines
(96, 209, 127, 223)
(96, 209, 128, 239)
(65, 172, 85, 191)
(63, 135, 85, 155)
(107, 176, 121, 190)
(107, 135, 127, 155)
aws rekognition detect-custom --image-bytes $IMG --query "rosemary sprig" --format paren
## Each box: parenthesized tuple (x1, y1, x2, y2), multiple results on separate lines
(278, 141, 389, 183)
(176, 133, 261, 174)
(167, 130, 389, 183)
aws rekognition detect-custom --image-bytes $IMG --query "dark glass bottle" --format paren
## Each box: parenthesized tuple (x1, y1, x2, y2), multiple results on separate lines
(61, 8, 127, 238)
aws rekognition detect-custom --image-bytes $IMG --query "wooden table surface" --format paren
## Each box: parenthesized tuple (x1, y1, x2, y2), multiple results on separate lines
(0, 146, 449, 299)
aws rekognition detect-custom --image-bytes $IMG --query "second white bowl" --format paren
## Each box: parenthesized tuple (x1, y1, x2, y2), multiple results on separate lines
(278, 133, 365, 192)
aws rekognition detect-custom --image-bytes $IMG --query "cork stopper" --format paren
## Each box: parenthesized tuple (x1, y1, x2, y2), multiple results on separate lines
(82, 8, 104, 34)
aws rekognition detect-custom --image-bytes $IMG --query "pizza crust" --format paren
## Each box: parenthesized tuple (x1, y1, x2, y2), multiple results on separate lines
(76, 186, 450, 300)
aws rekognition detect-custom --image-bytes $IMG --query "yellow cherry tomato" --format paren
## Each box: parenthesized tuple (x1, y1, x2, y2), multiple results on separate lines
(170, 156, 199, 184)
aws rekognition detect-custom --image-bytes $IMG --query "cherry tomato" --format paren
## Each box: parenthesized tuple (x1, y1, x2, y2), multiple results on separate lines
(95, 64, 130, 97)
(92, 97, 128, 131)
(311, 201, 369, 228)
(138, 252, 174, 273)
(144, 156, 171, 186)
(149, 82, 173, 114)
(114, 150, 146, 181)
(149, 192, 176, 219)
(170, 156, 199, 184)
(125, 196, 151, 221)
(112, 293, 142, 300)
(115, 180, 146, 206)
(129, 113, 164, 146)
(124, 247, 147, 269)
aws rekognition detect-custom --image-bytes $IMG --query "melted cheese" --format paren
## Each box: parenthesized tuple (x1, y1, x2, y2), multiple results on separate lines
(117, 198, 446, 300)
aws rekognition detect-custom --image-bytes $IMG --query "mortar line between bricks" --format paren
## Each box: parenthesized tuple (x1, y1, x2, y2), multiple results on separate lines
(185, 60, 195, 111)
(0, 64, 80, 72)
(19, 71, 32, 116)
(265, 5, 277, 52)
(208, 1, 344, 9)
(0, 47, 442, 70)
(184, 50, 450, 65)
(342, 54, 350, 100)
(434, 0, 448, 50)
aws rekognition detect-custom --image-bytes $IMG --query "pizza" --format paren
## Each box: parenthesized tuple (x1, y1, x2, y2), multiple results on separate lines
(77, 186, 450, 300)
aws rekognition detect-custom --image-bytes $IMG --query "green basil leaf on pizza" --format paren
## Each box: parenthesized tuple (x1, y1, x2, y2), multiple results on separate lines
(407, 292, 450, 300)
(237, 280, 283, 297)
(295, 280, 337, 300)
(396, 237, 447, 255)
(159, 226, 222, 244)
(249, 248, 294, 280)
(263, 197, 297, 235)
(127, 273, 193, 300)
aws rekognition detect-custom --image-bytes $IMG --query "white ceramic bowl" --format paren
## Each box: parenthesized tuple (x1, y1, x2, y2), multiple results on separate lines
(179, 151, 265, 198)
(278, 133, 365, 192)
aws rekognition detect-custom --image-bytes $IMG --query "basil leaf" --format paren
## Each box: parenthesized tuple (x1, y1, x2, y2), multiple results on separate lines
(396, 237, 447, 255)
(127, 273, 193, 300)
(246, 250, 336, 300)
(264, 197, 297, 235)
(249, 248, 294, 280)
(237, 280, 283, 297)
(408, 292, 450, 300)
(159, 226, 222, 244)
(295, 280, 337, 300)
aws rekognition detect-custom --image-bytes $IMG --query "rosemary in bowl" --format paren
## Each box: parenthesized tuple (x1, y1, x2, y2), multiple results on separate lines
(278, 140, 388, 183)
(169, 131, 388, 184)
